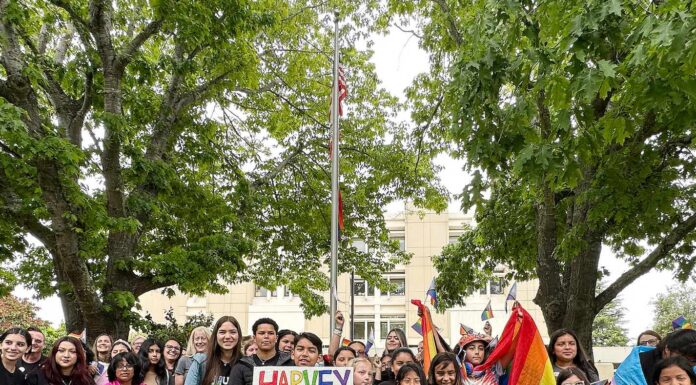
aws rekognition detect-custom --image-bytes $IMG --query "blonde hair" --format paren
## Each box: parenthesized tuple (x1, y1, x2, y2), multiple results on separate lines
(92, 333, 114, 363)
(185, 326, 212, 357)
(350, 357, 376, 372)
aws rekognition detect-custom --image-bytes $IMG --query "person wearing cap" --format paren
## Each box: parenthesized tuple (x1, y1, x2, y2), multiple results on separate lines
(454, 333, 498, 385)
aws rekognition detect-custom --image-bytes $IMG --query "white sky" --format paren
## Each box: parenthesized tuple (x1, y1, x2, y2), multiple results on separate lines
(14, 25, 678, 343)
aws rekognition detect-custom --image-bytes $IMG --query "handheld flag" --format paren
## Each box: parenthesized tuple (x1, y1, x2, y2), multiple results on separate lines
(505, 282, 517, 313)
(412, 299, 438, 376)
(365, 328, 375, 354)
(672, 315, 692, 330)
(412, 319, 423, 336)
(474, 304, 556, 385)
(460, 323, 474, 336)
(341, 338, 351, 347)
(612, 345, 655, 385)
(481, 300, 494, 321)
(426, 278, 438, 307)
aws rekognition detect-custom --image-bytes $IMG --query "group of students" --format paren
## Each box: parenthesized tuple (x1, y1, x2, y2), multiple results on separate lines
(2, 313, 696, 385)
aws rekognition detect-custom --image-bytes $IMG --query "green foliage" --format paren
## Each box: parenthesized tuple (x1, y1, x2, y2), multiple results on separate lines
(385, 0, 696, 345)
(592, 283, 629, 347)
(0, 0, 446, 335)
(651, 285, 696, 337)
(42, 323, 68, 356)
(132, 308, 214, 345)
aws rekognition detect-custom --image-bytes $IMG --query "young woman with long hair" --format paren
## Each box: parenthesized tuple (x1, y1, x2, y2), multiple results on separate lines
(107, 352, 144, 385)
(199, 316, 242, 385)
(1, 327, 32, 385)
(138, 339, 168, 385)
(395, 363, 426, 385)
(25, 336, 94, 385)
(428, 353, 462, 385)
(547, 329, 599, 383)
(163, 339, 181, 382)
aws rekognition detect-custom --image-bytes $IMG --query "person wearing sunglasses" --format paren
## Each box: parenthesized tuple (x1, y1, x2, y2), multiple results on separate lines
(638, 331, 662, 347)
(107, 352, 144, 385)
(556, 367, 591, 385)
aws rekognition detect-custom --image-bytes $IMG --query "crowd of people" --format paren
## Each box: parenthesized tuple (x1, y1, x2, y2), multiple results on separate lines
(2, 311, 695, 385)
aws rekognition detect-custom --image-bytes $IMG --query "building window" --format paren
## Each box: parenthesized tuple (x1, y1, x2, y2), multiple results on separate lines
(353, 319, 375, 341)
(381, 275, 405, 296)
(478, 277, 506, 295)
(389, 230, 405, 251)
(352, 239, 367, 252)
(449, 235, 461, 244)
(353, 279, 375, 296)
(380, 315, 406, 338)
(284, 286, 292, 297)
(255, 286, 269, 297)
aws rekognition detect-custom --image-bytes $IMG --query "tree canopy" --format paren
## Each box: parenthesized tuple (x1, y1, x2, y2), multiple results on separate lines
(0, 0, 446, 339)
(383, 0, 696, 352)
(651, 285, 696, 336)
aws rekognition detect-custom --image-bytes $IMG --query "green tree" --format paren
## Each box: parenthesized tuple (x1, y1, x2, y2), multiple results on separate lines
(592, 283, 629, 347)
(132, 308, 214, 345)
(384, 0, 696, 354)
(0, 0, 446, 341)
(651, 285, 696, 336)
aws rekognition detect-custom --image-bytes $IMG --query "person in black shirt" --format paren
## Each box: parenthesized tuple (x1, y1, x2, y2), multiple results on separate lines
(25, 336, 93, 385)
(19, 327, 47, 374)
(202, 316, 244, 385)
(229, 318, 293, 385)
(1, 327, 32, 385)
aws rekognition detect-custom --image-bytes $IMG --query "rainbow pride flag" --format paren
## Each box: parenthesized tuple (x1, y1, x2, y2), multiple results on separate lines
(412, 299, 438, 376)
(341, 338, 351, 347)
(475, 304, 555, 385)
(481, 300, 494, 321)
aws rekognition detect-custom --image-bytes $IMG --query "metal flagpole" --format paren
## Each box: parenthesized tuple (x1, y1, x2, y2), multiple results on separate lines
(329, 10, 340, 336)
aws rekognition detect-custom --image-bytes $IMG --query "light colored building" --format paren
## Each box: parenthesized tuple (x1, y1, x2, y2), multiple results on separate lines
(139, 208, 548, 352)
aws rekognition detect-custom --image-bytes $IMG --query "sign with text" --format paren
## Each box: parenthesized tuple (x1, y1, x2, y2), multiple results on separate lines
(253, 367, 353, 385)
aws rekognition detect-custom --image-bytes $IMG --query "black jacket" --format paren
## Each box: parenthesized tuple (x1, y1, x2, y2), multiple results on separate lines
(228, 352, 293, 385)
(639, 348, 662, 383)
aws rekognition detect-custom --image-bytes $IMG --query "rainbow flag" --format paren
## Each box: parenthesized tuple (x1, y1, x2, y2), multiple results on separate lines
(481, 300, 494, 321)
(475, 304, 555, 385)
(672, 315, 692, 330)
(412, 299, 437, 376)
(426, 278, 438, 307)
(412, 319, 423, 336)
(341, 338, 351, 347)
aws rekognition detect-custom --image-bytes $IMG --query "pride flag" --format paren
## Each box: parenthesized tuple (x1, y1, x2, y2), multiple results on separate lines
(474, 304, 555, 385)
(426, 278, 438, 307)
(412, 319, 423, 336)
(481, 300, 494, 321)
(341, 338, 351, 347)
(412, 299, 438, 376)
(365, 328, 375, 354)
(672, 315, 692, 330)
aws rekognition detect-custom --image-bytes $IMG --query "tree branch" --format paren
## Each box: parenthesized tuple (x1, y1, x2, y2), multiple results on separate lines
(595, 211, 696, 311)
(46, 0, 93, 51)
(252, 143, 306, 188)
(115, 18, 163, 73)
(432, 0, 463, 47)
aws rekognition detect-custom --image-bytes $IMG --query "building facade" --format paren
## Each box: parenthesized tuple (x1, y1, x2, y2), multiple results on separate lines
(138, 208, 549, 352)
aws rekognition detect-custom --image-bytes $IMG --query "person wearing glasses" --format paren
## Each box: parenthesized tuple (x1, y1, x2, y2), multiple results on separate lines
(640, 329, 696, 383)
(652, 356, 696, 385)
(638, 331, 662, 347)
(25, 336, 94, 385)
(107, 352, 144, 385)
(556, 367, 591, 385)
(163, 339, 181, 384)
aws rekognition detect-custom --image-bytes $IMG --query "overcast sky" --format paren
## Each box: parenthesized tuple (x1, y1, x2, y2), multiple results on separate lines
(14, 25, 680, 342)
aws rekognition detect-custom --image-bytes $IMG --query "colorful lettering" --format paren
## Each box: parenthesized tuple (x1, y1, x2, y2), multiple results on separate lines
(259, 370, 278, 385)
(291, 370, 303, 385)
(332, 370, 350, 385)
(318, 370, 333, 385)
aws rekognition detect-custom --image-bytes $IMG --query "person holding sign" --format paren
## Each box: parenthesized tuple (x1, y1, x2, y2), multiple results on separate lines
(292, 333, 323, 367)
(229, 318, 293, 385)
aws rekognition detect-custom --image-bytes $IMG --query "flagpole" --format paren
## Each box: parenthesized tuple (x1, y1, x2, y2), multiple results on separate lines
(329, 10, 340, 336)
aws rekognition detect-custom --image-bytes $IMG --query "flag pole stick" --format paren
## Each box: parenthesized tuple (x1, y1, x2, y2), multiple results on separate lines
(329, 9, 340, 336)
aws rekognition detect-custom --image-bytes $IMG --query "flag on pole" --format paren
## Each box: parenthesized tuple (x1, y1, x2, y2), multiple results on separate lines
(481, 300, 494, 321)
(426, 278, 438, 307)
(365, 328, 375, 354)
(338, 191, 345, 233)
(505, 282, 517, 313)
(412, 299, 438, 376)
(460, 323, 474, 336)
(474, 304, 556, 385)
